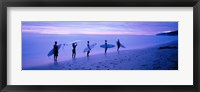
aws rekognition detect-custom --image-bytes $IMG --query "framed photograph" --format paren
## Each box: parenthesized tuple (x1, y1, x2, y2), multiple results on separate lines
(0, 0, 199, 92)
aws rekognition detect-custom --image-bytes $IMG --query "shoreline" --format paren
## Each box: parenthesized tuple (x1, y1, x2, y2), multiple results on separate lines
(23, 40, 178, 70)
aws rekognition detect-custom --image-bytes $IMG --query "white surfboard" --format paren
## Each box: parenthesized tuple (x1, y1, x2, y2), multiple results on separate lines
(83, 43, 97, 52)
(47, 44, 62, 57)
(120, 43, 125, 48)
(63, 40, 81, 46)
(100, 44, 115, 48)
(116, 42, 125, 48)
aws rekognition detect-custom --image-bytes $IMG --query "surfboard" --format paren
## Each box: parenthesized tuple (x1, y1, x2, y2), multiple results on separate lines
(116, 42, 125, 48)
(63, 40, 81, 46)
(83, 43, 97, 52)
(100, 44, 115, 48)
(47, 44, 62, 57)
(120, 43, 125, 48)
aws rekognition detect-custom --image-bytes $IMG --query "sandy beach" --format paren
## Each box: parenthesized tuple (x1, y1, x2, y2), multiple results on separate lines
(24, 40, 178, 70)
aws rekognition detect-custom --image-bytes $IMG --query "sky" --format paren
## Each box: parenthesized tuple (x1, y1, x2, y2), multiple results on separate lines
(22, 22, 178, 35)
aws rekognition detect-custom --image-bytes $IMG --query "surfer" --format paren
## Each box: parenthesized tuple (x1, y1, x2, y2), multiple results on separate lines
(54, 41, 58, 64)
(105, 40, 108, 54)
(117, 39, 121, 52)
(87, 41, 91, 57)
(72, 42, 77, 58)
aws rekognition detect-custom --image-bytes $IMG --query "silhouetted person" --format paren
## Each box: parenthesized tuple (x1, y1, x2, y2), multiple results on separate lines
(117, 39, 121, 52)
(54, 41, 58, 64)
(105, 40, 108, 54)
(72, 42, 77, 58)
(87, 41, 91, 57)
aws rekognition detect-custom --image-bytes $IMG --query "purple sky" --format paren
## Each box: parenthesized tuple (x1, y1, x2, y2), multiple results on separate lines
(22, 22, 178, 35)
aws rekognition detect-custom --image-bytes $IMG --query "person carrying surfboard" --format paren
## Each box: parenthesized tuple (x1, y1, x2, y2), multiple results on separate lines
(117, 39, 121, 52)
(100, 40, 115, 55)
(72, 42, 77, 58)
(105, 40, 108, 54)
(87, 41, 91, 57)
(54, 41, 58, 64)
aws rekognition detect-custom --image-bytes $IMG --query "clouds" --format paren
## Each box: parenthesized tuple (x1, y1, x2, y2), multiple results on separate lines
(22, 22, 178, 35)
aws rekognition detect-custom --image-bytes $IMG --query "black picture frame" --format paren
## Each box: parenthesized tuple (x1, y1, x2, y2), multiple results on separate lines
(0, 0, 199, 92)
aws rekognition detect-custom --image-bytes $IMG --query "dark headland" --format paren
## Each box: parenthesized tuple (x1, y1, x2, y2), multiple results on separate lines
(156, 30, 178, 36)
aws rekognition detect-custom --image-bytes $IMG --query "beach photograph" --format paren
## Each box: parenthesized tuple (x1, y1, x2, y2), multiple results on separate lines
(22, 21, 178, 70)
